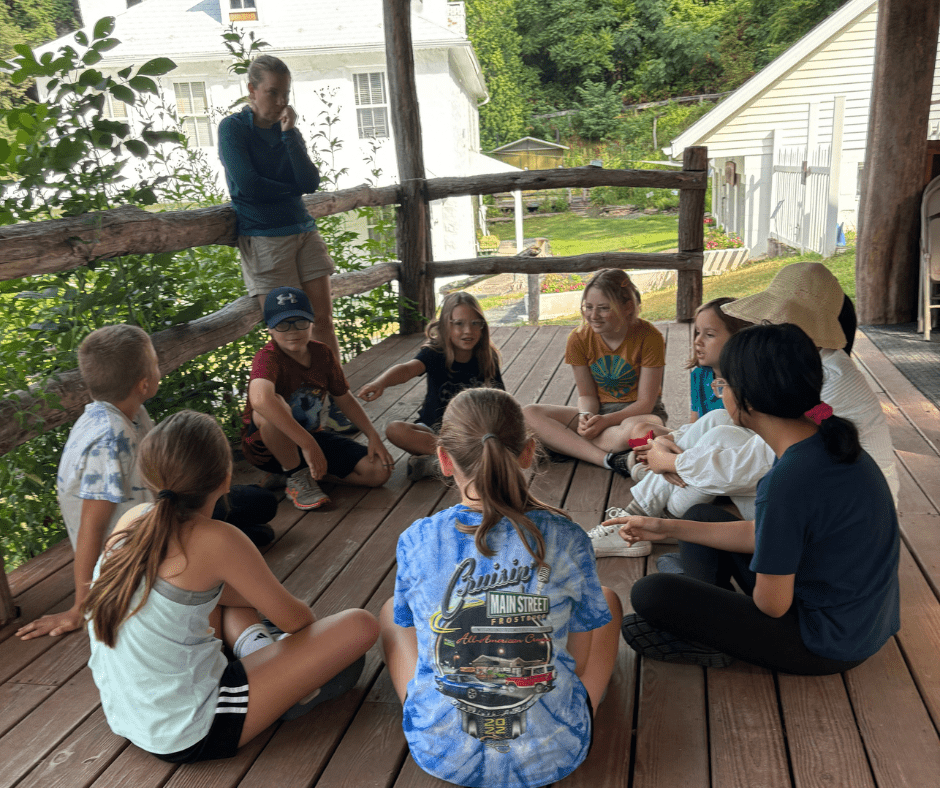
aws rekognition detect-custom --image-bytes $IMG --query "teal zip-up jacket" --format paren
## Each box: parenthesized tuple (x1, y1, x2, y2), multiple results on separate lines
(218, 105, 320, 236)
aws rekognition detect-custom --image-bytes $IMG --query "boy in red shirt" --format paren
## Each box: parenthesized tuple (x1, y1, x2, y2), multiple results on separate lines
(242, 287, 393, 509)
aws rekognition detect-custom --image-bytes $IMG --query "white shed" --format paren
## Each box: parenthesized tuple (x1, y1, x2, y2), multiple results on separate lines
(667, 0, 940, 259)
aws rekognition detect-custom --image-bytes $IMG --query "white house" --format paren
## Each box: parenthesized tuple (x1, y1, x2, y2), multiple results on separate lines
(38, 0, 507, 265)
(666, 0, 940, 259)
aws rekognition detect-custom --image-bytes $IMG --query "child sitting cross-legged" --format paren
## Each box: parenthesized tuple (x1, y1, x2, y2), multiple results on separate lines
(17, 324, 278, 641)
(241, 286, 394, 510)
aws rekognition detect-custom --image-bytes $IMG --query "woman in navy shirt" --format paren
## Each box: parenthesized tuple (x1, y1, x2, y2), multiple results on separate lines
(610, 323, 900, 674)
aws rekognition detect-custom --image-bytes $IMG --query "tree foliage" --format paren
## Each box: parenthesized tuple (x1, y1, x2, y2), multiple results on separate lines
(466, 0, 529, 149)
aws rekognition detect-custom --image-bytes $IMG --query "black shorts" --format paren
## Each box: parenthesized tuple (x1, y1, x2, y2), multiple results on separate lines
(243, 424, 368, 478)
(155, 660, 249, 764)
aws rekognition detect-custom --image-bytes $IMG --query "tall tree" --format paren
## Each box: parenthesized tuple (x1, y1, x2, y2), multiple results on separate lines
(515, 0, 619, 105)
(466, 0, 530, 149)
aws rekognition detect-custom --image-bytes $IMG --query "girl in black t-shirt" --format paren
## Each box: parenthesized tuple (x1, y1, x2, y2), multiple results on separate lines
(356, 292, 504, 480)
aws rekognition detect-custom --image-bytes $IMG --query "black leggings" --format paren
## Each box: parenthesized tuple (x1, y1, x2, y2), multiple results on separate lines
(631, 504, 864, 675)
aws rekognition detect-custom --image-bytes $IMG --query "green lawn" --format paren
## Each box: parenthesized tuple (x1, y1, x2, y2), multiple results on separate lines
(484, 210, 856, 324)
(488, 213, 679, 255)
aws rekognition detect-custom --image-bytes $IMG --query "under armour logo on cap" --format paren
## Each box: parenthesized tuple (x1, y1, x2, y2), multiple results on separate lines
(264, 286, 316, 328)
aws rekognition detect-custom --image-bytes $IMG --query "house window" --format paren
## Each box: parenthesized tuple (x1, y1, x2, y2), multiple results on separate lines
(229, 0, 258, 22)
(174, 82, 213, 147)
(354, 73, 389, 139)
(103, 93, 129, 119)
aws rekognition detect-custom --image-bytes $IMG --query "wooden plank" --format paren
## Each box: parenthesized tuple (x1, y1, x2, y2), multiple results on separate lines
(895, 545, 940, 731)
(844, 638, 940, 786)
(0, 682, 56, 739)
(0, 595, 76, 683)
(8, 539, 74, 597)
(632, 544, 708, 788)
(853, 332, 940, 452)
(8, 627, 89, 687)
(0, 566, 74, 645)
(659, 321, 692, 430)
(776, 673, 875, 788)
(312, 670, 407, 788)
(0, 668, 101, 788)
(157, 727, 277, 788)
(896, 449, 940, 515)
(85, 744, 177, 788)
(14, 708, 124, 788)
(564, 462, 612, 532)
(708, 662, 790, 788)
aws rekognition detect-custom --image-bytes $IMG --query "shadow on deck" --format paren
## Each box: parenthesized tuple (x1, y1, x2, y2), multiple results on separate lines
(2, 324, 940, 788)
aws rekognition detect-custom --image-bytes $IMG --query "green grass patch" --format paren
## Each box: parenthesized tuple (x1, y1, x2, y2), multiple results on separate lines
(488, 214, 678, 256)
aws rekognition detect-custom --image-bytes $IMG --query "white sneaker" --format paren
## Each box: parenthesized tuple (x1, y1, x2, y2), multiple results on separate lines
(587, 505, 652, 557)
(286, 470, 331, 510)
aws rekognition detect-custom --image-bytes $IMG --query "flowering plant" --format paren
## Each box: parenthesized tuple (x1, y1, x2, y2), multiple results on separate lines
(540, 274, 587, 294)
(704, 225, 744, 249)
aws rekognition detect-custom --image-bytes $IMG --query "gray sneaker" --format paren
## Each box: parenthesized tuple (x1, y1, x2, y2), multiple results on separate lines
(286, 469, 331, 510)
(587, 506, 651, 557)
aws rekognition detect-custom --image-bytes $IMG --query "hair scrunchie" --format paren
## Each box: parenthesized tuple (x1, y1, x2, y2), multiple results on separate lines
(805, 403, 834, 425)
(481, 433, 498, 446)
(157, 489, 178, 502)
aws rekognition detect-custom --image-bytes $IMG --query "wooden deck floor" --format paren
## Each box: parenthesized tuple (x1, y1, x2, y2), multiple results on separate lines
(3, 323, 940, 788)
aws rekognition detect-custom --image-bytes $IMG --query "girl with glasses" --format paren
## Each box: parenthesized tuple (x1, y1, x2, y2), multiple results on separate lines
(357, 292, 504, 481)
(522, 269, 667, 494)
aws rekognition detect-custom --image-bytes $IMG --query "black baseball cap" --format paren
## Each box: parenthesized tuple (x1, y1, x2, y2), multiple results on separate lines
(263, 287, 316, 328)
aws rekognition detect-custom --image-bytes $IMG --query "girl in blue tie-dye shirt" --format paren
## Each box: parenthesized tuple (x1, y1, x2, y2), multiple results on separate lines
(380, 388, 621, 788)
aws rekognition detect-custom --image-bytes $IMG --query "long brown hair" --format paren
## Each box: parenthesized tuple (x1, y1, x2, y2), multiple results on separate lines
(685, 297, 752, 369)
(81, 411, 233, 647)
(424, 292, 500, 381)
(439, 388, 565, 569)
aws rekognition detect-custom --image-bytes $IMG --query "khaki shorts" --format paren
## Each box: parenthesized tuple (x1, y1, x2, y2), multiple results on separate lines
(598, 397, 669, 423)
(237, 229, 335, 297)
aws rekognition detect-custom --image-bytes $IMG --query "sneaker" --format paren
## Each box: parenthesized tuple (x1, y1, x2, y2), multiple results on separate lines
(323, 397, 360, 436)
(261, 617, 290, 642)
(286, 469, 331, 510)
(621, 613, 733, 668)
(587, 504, 651, 557)
(280, 655, 366, 721)
(407, 454, 438, 481)
(261, 471, 288, 491)
(656, 552, 684, 575)
(628, 453, 651, 482)
(606, 450, 633, 477)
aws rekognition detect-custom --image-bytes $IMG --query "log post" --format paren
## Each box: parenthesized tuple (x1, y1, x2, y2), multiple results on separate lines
(856, 0, 940, 324)
(384, 0, 435, 333)
(527, 274, 540, 324)
(676, 146, 707, 321)
(0, 549, 16, 626)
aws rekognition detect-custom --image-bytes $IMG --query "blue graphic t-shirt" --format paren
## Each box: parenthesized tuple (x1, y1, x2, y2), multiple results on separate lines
(394, 505, 611, 788)
(689, 366, 724, 418)
(564, 320, 665, 404)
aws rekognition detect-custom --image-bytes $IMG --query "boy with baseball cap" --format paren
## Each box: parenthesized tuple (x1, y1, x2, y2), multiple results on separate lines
(241, 286, 394, 509)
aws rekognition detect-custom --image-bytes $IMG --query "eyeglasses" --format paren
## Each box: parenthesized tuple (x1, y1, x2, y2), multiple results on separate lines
(710, 378, 728, 397)
(450, 319, 486, 330)
(581, 304, 612, 316)
(272, 318, 312, 333)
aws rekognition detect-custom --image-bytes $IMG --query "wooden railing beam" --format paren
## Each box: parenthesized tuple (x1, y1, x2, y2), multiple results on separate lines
(427, 251, 703, 278)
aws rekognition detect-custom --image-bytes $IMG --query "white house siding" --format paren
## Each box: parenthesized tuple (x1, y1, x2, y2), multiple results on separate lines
(669, 1, 882, 258)
(39, 0, 489, 266)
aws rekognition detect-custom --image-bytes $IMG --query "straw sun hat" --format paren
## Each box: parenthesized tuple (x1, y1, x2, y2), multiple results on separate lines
(722, 262, 847, 349)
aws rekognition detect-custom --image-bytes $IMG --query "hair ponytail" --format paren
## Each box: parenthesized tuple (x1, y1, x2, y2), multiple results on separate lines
(816, 414, 861, 464)
(439, 388, 564, 569)
(81, 411, 233, 647)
